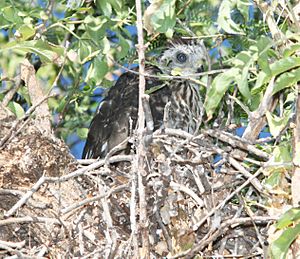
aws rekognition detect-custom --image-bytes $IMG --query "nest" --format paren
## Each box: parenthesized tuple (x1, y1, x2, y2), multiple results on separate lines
(0, 113, 280, 258)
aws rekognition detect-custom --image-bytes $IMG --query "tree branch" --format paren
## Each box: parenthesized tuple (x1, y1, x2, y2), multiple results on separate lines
(134, 0, 150, 257)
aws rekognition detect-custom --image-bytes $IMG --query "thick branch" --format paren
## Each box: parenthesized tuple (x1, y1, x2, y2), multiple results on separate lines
(20, 59, 51, 134)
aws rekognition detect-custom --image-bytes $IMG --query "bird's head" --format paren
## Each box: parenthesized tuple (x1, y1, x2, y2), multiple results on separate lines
(158, 40, 207, 77)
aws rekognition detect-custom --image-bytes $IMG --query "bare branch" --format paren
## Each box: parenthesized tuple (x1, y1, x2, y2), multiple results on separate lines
(134, 0, 150, 257)
(20, 59, 51, 134)
(292, 83, 300, 206)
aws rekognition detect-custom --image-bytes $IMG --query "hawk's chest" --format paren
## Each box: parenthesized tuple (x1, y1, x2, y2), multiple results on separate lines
(167, 81, 201, 133)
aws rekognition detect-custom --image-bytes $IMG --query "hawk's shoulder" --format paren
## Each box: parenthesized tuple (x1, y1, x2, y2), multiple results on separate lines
(82, 65, 168, 159)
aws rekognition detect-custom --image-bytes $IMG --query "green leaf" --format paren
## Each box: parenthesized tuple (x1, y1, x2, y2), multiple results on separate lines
(283, 44, 300, 57)
(96, 0, 112, 16)
(266, 109, 291, 137)
(252, 57, 300, 93)
(264, 171, 282, 188)
(273, 68, 300, 95)
(270, 223, 300, 259)
(7, 101, 25, 118)
(273, 145, 292, 163)
(276, 208, 300, 229)
(78, 41, 93, 63)
(217, 0, 244, 34)
(116, 34, 130, 59)
(56, 96, 67, 113)
(2, 6, 22, 24)
(85, 55, 108, 85)
(232, 51, 253, 68)
(77, 128, 89, 139)
(204, 68, 239, 118)
(1, 40, 64, 63)
(256, 36, 272, 74)
(252, 71, 268, 93)
(236, 0, 250, 23)
(84, 15, 110, 43)
(236, 66, 250, 98)
(16, 24, 36, 41)
(232, 51, 253, 98)
(109, 0, 123, 14)
(144, 0, 176, 37)
(102, 37, 111, 55)
(271, 57, 300, 76)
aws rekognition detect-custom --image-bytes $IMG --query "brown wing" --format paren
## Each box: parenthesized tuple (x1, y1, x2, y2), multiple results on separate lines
(82, 66, 171, 159)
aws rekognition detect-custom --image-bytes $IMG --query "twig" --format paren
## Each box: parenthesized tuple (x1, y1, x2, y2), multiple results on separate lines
(192, 168, 264, 232)
(61, 184, 128, 215)
(204, 129, 270, 160)
(77, 155, 133, 165)
(4, 176, 47, 217)
(4, 159, 106, 217)
(292, 83, 300, 206)
(1, 75, 22, 107)
(134, 0, 150, 257)
(0, 240, 25, 249)
(104, 137, 131, 164)
(130, 169, 138, 258)
(98, 180, 118, 259)
(0, 216, 61, 226)
(142, 94, 154, 133)
(0, 244, 25, 258)
(185, 216, 277, 259)
(110, 58, 227, 80)
(228, 156, 263, 192)
(170, 182, 204, 207)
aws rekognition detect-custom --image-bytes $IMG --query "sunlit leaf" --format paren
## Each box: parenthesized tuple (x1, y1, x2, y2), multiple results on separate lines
(16, 24, 36, 41)
(270, 223, 300, 259)
(2, 6, 22, 24)
(232, 51, 253, 98)
(96, 0, 112, 16)
(77, 128, 89, 139)
(236, 0, 250, 22)
(217, 0, 244, 34)
(84, 15, 110, 43)
(253, 57, 300, 93)
(273, 146, 292, 163)
(78, 41, 93, 63)
(1, 40, 64, 63)
(266, 110, 292, 137)
(204, 68, 239, 118)
(271, 57, 300, 76)
(85, 55, 108, 85)
(276, 208, 300, 229)
(116, 34, 130, 59)
(256, 36, 272, 74)
(273, 68, 300, 95)
(283, 43, 300, 57)
(144, 0, 176, 37)
(265, 171, 282, 188)
(7, 101, 25, 118)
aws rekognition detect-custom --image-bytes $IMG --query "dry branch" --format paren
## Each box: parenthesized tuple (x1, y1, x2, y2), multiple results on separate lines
(20, 59, 51, 134)
(134, 0, 150, 257)
(292, 84, 300, 206)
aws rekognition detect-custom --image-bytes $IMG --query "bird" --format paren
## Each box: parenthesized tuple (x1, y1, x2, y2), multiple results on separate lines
(82, 41, 207, 159)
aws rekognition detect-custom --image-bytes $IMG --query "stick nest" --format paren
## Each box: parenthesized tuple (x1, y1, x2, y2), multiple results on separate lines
(0, 114, 283, 258)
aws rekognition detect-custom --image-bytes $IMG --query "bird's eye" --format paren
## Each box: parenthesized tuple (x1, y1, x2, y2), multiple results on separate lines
(176, 52, 187, 63)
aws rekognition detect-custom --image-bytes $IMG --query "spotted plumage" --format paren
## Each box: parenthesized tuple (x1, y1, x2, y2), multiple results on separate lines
(82, 41, 207, 159)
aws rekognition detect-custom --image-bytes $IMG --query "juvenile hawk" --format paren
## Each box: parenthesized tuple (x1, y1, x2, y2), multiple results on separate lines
(82, 41, 207, 159)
